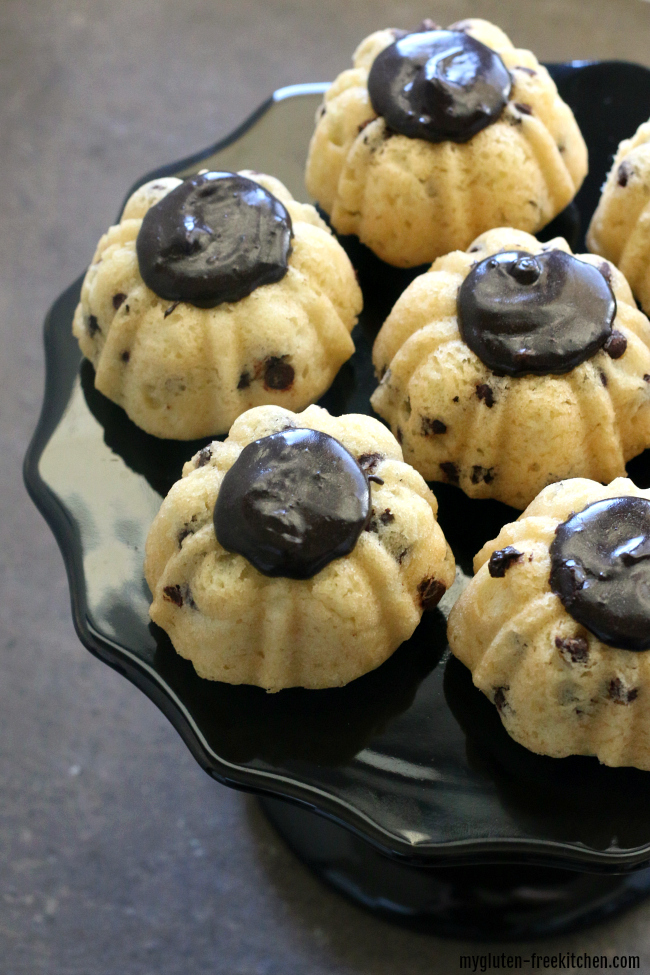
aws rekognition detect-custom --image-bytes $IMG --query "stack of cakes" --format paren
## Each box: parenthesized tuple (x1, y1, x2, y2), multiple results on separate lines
(74, 16, 650, 769)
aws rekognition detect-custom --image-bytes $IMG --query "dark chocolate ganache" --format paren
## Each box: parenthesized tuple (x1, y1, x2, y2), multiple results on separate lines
(214, 428, 371, 579)
(457, 250, 617, 376)
(367, 29, 511, 143)
(136, 172, 293, 308)
(550, 497, 650, 651)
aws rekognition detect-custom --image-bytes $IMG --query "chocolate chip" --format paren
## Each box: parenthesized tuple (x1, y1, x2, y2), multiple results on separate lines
(112, 292, 127, 310)
(365, 508, 379, 533)
(396, 548, 409, 565)
(645, 375, 650, 383)
(421, 417, 447, 435)
(124, 304, 130, 314)
(358, 452, 383, 473)
(617, 161, 633, 187)
(468, 246, 481, 253)
(417, 577, 446, 611)
(471, 465, 494, 485)
(488, 546, 523, 577)
(608, 678, 639, 704)
(453, 395, 460, 402)
(599, 262, 612, 284)
(493, 686, 510, 712)
(516, 65, 537, 76)
(440, 461, 459, 485)
(476, 383, 495, 407)
(164, 301, 180, 318)
(368, 474, 384, 485)
(364, 506, 391, 534)
(600, 371, 608, 387)
(120, 350, 130, 364)
(263, 356, 294, 391)
(514, 102, 533, 115)
(555, 635, 589, 664)
(237, 371, 251, 390)
(87, 315, 100, 337)
(604, 329, 627, 359)
(163, 584, 184, 607)
(196, 446, 212, 468)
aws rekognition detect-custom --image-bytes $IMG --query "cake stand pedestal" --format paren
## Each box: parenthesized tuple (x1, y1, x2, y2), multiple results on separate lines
(260, 796, 650, 940)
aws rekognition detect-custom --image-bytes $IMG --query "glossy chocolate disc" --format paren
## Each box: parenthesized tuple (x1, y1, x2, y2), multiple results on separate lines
(136, 172, 293, 308)
(367, 30, 511, 143)
(214, 429, 371, 579)
(550, 497, 650, 651)
(457, 250, 616, 376)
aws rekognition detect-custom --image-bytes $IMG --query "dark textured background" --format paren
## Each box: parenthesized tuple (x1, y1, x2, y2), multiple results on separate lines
(5, 1, 650, 972)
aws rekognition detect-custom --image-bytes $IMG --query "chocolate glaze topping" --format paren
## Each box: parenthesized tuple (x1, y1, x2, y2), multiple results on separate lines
(550, 497, 650, 651)
(458, 250, 617, 376)
(367, 30, 511, 143)
(214, 429, 371, 579)
(136, 172, 293, 308)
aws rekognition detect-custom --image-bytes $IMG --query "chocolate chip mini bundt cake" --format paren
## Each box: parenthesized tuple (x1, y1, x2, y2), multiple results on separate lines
(448, 477, 650, 770)
(305, 18, 587, 267)
(73, 171, 362, 439)
(144, 404, 455, 691)
(371, 228, 650, 510)
(587, 119, 650, 316)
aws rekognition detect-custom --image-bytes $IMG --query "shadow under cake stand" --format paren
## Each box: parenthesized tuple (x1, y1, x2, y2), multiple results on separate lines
(24, 63, 650, 939)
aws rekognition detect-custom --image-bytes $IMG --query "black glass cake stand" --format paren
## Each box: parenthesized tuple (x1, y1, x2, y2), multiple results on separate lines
(24, 62, 650, 940)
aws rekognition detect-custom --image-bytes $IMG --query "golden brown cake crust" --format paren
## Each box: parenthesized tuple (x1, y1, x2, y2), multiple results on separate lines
(305, 19, 587, 267)
(371, 228, 650, 510)
(448, 477, 650, 770)
(587, 119, 650, 317)
(72, 172, 362, 439)
(144, 405, 455, 692)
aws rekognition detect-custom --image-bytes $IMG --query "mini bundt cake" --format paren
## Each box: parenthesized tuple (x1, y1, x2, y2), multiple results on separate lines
(371, 228, 650, 510)
(145, 404, 455, 692)
(305, 18, 587, 268)
(587, 119, 650, 316)
(448, 477, 650, 770)
(73, 170, 362, 439)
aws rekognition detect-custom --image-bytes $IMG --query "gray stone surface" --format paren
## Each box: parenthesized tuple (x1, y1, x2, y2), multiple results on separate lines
(4, 0, 650, 971)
